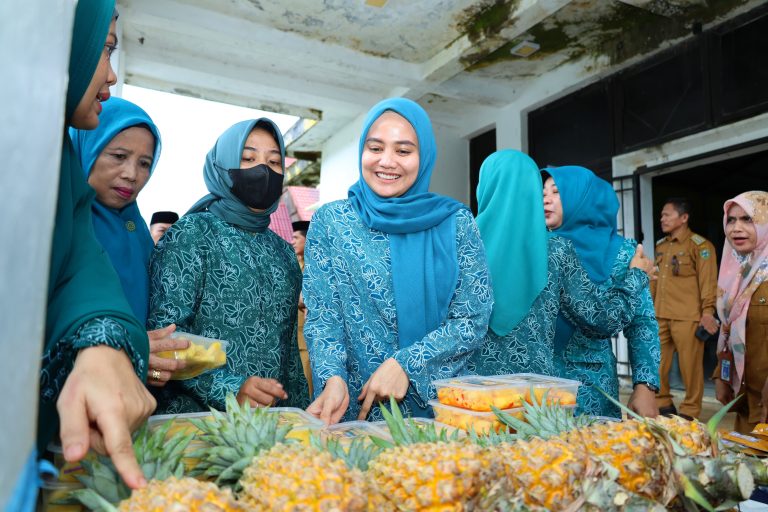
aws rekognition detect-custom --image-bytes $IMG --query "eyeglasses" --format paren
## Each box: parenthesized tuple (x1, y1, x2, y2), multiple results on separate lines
(103, 43, 118, 61)
(671, 255, 679, 276)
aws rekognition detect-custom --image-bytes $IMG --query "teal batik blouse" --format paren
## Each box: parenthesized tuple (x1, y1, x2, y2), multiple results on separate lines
(470, 236, 648, 380)
(554, 238, 660, 418)
(148, 212, 308, 413)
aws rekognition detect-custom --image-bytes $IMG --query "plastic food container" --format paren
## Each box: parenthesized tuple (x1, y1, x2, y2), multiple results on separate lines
(433, 375, 529, 411)
(270, 407, 324, 444)
(429, 400, 523, 434)
(147, 411, 213, 436)
(372, 417, 464, 439)
(39, 474, 83, 512)
(323, 421, 392, 443)
(269, 407, 324, 428)
(46, 443, 93, 484)
(156, 331, 228, 380)
(489, 373, 581, 407)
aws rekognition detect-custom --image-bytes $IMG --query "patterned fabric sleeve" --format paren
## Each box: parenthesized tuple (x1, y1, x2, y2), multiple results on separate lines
(148, 217, 245, 410)
(40, 316, 141, 403)
(303, 207, 349, 397)
(615, 240, 661, 390)
(391, 209, 493, 406)
(555, 237, 648, 339)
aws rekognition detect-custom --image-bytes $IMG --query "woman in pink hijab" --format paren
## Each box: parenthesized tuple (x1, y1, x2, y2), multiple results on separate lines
(713, 191, 768, 434)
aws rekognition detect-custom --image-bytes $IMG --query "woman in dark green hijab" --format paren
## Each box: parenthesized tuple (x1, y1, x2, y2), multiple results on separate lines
(40, 0, 154, 490)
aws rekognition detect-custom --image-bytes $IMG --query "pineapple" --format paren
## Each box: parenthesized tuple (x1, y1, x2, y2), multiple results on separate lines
(239, 443, 369, 511)
(366, 397, 500, 511)
(188, 393, 294, 490)
(66, 420, 193, 510)
(117, 477, 244, 512)
(474, 390, 766, 511)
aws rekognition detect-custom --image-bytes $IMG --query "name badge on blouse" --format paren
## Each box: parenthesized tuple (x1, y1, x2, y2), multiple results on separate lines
(721, 359, 731, 382)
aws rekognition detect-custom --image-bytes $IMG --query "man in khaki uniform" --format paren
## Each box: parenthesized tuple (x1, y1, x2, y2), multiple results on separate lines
(651, 198, 718, 419)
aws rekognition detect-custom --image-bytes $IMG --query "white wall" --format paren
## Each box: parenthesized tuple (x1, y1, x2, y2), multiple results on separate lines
(318, 112, 365, 204)
(318, 113, 471, 206)
(431, 126, 469, 205)
(0, 0, 74, 507)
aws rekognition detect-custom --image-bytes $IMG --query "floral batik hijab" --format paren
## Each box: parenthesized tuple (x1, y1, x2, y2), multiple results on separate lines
(716, 191, 768, 393)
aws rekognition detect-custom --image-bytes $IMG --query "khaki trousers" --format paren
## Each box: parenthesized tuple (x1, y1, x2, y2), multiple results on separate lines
(655, 318, 703, 418)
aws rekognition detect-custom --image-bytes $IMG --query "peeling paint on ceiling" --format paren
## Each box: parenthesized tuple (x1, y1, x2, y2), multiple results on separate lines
(117, 0, 764, 151)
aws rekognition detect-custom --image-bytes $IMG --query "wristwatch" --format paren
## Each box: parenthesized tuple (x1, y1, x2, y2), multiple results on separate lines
(633, 382, 659, 393)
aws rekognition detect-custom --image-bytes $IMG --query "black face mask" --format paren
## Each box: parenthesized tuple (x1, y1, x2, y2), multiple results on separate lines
(228, 164, 284, 210)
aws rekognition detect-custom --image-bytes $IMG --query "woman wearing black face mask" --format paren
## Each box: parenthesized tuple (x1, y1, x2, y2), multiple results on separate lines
(147, 119, 309, 414)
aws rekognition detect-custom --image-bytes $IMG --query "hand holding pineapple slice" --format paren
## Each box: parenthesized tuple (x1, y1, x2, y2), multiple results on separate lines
(156, 332, 227, 380)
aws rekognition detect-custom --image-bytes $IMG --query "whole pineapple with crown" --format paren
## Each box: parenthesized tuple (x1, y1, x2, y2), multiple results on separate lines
(474, 390, 765, 511)
(365, 397, 500, 511)
(65, 420, 194, 510)
(239, 442, 370, 511)
(117, 477, 244, 512)
(187, 393, 294, 490)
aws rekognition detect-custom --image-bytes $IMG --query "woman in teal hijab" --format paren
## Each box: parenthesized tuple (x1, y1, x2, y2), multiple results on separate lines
(70, 97, 161, 325)
(470, 150, 651, 382)
(543, 166, 660, 418)
(148, 118, 309, 413)
(304, 97, 493, 423)
(40, 0, 154, 492)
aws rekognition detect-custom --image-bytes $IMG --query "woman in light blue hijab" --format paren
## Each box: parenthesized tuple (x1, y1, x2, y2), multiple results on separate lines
(543, 166, 660, 418)
(470, 150, 650, 386)
(303, 97, 493, 423)
(70, 97, 160, 325)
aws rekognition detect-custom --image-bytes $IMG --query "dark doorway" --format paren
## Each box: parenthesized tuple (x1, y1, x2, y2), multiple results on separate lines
(469, 128, 496, 215)
(650, 146, 768, 386)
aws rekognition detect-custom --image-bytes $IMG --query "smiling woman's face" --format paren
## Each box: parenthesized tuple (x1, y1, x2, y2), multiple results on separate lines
(88, 126, 155, 209)
(361, 111, 419, 198)
(725, 203, 758, 255)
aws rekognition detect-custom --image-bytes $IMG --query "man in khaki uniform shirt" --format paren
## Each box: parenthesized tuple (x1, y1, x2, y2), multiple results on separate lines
(651, 198, 718, 419)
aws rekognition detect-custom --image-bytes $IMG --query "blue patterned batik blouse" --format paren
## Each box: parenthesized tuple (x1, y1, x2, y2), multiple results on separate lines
(303, 200, 492, 421)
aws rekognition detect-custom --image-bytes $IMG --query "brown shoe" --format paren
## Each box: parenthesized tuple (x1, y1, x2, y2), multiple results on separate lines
(658, 405, 678, 417)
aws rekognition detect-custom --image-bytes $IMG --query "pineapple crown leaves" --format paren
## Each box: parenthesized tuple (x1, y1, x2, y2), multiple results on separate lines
(705, 394, 741, 452)
(468, 426, 517, 447)
(65, 419, 192, 509)
(372, 396, 462, 450)
(186, 393, 295, 489)
(309, 433, 381, 471)
(62, 488, 120, 512)
(491, 387, 594, 441)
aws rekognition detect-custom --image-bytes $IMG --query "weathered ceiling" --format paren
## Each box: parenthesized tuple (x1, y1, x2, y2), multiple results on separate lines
(117, 0, 760, 154)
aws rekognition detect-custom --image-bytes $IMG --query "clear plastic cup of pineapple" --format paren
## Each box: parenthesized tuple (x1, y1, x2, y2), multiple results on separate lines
(490, 373, 581, 406)
(156, 332, 228, 380)
(46, 443, 96, 484)
(40, 473, 84, 512)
